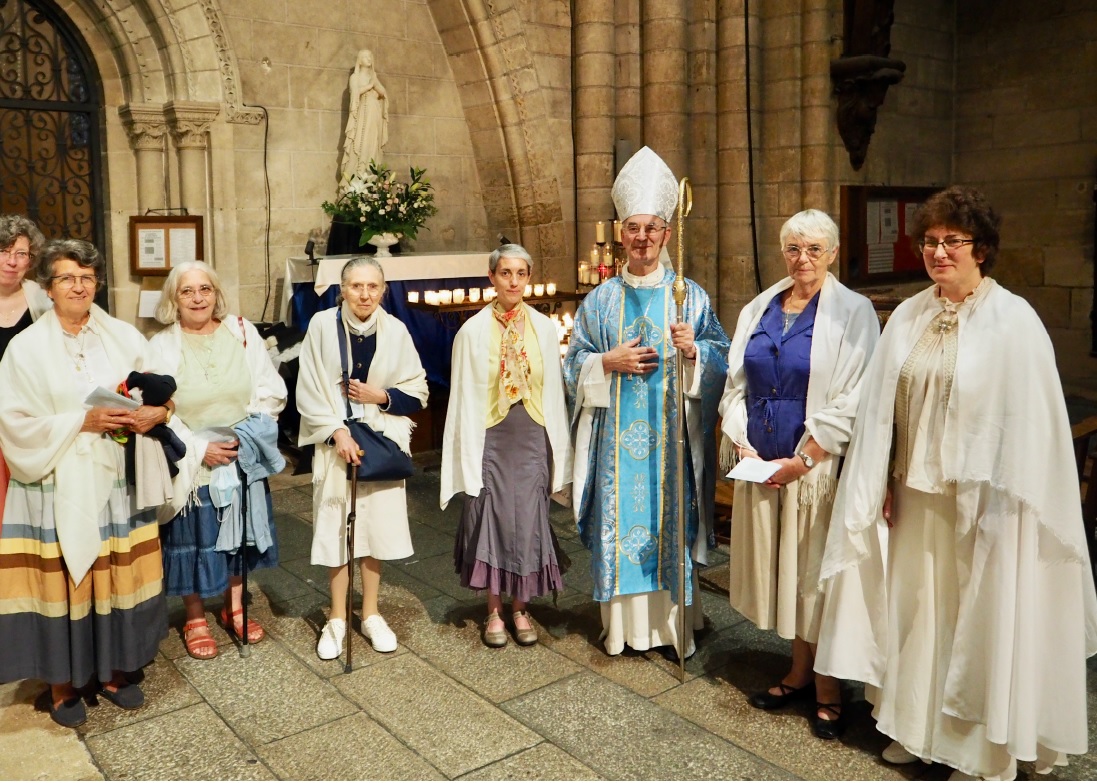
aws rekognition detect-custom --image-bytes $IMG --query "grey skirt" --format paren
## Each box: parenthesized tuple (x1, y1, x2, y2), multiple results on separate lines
(454, 403, 564, 601)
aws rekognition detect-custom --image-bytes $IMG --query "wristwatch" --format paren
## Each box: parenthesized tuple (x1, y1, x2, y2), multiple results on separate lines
(796, 450, 815, 469)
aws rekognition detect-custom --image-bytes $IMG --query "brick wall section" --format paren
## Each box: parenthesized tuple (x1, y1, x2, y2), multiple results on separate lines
(953, 0, 1096, 386)
(222, 0, 488, 317)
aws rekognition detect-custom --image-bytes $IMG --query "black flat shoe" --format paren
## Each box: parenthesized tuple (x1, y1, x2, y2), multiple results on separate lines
(97, 683, 144, 710)
(812, 701, 844, 740)
(50, 696, 87, 728)
(748, 681, 815, 710)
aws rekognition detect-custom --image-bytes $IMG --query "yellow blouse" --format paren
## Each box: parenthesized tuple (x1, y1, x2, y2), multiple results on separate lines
(486, 310, 544, 428)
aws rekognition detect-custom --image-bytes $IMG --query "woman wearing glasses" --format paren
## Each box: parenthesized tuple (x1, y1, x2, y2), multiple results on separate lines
(0, 215, 51, 361)
(817, 187, 1097, 778)
(0, 240, 170, 727)
(147, 261, 287, 660)
(718, 209, 879, 740)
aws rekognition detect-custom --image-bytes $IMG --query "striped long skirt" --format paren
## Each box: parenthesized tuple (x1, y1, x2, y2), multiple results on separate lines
(0, 474, 167, 688)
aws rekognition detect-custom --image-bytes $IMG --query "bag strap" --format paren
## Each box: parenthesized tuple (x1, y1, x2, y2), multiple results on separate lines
(335, 308, 354, 420)
(237, 315, 247, 348)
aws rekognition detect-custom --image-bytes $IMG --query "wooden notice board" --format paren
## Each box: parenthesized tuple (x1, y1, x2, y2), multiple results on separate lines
(839, 185, 938, 286)
(128, 215, 204, 276)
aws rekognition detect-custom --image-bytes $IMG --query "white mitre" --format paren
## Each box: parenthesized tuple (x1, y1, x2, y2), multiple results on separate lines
(612, 146, 678, 222)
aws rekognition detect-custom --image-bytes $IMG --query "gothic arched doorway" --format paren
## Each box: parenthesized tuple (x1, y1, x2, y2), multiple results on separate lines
(0, 0, 105, 252)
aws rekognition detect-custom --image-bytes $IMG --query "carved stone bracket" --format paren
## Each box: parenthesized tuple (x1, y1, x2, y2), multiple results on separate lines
(831, 55, 905, 170)
(165, 100, 221, 150)
(119, 104, 168, 151)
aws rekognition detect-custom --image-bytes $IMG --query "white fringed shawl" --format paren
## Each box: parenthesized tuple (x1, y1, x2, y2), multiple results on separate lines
(440, 303, 573, 510)
(147, 315, 288, 523)
(0, 306, 149, 584)
(718, 272, 880, 506)
(816, 278, 1097, 758)
(296, 304, 428, 507)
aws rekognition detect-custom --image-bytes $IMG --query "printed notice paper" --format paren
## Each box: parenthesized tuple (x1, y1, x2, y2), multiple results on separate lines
(726, 457, 781, 483)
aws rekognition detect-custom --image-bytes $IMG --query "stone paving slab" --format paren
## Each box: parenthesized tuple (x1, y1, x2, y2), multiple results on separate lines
(334, 652, 541, 778)
(457, 741, 602, 780)
(175, 638, 358, 746)
(83, 703, 276, 780)
(256, 712, 444, 780)
(0, 681, 102, 781)
(503, 670, 789, 780)
(78, 654, 202, 738)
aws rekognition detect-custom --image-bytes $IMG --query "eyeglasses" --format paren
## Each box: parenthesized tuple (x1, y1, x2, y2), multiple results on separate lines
(51, 274, 98, 290)
(0, 249, 31, 263)
(179, 284, 215, 300)
(920, 237, 974, 253)
(345, 282, 383, 295)
(783, 244, 831, 260)
(623, 222, 668, 238)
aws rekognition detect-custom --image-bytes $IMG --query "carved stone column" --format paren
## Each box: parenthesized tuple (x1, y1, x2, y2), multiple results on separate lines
(119, 104, 168, 212)
(642, 0, 688, 178)
(574, 0, 616, 252)
(165, 101, 220, 216)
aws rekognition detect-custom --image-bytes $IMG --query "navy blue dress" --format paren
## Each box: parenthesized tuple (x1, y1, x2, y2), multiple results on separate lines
(743, 291, 819, 461)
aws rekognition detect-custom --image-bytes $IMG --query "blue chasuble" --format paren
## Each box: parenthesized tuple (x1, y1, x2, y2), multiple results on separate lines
(564, 270, 730, 604)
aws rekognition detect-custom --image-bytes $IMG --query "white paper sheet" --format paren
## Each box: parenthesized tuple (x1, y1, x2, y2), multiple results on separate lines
(137, 228, 167, 269)
(85, 387, 140, 410)
(726, 457, 781, 483)
(169, 227, 198, 265)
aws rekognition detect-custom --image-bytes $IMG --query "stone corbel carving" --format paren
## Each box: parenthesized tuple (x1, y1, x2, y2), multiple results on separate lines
(119, 104, 168, 151)
(831, 55, 906, 170)
(165, 101, 221, 150)
(832, 0, 905, 170)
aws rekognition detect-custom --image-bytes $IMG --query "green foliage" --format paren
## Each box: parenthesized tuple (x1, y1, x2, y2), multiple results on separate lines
(322, 161, 439, 246)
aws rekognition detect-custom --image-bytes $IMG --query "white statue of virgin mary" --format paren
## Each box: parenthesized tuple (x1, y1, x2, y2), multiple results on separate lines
(340, 49, 389, 182)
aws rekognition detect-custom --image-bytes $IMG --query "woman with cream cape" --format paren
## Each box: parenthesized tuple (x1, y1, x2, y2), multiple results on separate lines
(815, 186, 1097, 780)
(440, 245, 572, 647)
(719, 209, 878, 740)
(297, 257, 428, 659)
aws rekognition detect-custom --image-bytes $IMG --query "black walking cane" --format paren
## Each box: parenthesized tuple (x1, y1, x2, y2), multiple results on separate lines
(344, 450, 363, 674)
(238, 461, 252, 658)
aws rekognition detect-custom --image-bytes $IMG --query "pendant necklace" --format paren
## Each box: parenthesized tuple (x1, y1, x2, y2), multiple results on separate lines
(183, 332, 216, 380)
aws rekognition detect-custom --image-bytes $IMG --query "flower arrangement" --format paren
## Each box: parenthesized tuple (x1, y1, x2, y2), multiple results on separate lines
(322, 160, 439, 246)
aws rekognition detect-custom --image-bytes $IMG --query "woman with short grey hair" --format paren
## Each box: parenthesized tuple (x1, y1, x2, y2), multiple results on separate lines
(441, 244, 572, 647)
(0, 214, 50, 361)
(297, 256, 428, 660)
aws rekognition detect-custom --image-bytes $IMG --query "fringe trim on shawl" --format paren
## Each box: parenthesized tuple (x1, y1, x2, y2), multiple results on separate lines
(797, 472, 837, 509)
(718, 431, 736, 475)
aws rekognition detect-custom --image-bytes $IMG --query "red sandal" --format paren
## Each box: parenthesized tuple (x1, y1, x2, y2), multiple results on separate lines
(220, 606, 265, 643)
(182, 618, 219, 660)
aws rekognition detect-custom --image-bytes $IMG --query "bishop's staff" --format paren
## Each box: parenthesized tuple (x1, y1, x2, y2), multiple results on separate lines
(672, 176, 692, 682)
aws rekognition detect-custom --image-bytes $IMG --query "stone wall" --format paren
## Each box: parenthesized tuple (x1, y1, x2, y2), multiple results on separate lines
(953, 0, 1096, 387)
(221, 0, 489, 316)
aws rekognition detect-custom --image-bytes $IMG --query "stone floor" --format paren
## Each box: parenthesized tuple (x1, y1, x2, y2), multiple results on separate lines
(1, 457, 1095, 781)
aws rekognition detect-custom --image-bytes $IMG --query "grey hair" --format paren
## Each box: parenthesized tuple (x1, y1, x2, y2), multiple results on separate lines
(36, 239, 104, 289)
(488, 243, 533, 274)
(340, 256, 387, 288)
(0, 214, 45, 259)
(155, 260, 230, 324)
(779, 209, 840, 252)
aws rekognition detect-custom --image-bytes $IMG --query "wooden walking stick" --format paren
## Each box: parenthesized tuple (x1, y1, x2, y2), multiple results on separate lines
(344, 450, 363, 674)
(673, 176, 693, 683)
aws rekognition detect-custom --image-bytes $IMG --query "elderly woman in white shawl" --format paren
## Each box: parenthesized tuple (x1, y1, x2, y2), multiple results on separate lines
(440, 244, 572, 648)
(297, 257, 427, 660)
(718, 209, 878, 740)
(0, 239, 170, 728)
(816, 186, 1097, 779)
(147, 261, 287, 660)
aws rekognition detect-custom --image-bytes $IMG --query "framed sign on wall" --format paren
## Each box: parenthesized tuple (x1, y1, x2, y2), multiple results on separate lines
(128, 215, 204, 276)
(839, 185, 938, 287)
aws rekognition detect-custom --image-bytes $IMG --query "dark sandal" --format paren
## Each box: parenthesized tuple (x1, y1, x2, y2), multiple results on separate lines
(748, 680, 815, 710)
(97, 682, 145, 711)
(183, 618, 219, 660)
(812, 701, 844, 740)
(50, 695, 86, 728)
(220, 606, 265, 643)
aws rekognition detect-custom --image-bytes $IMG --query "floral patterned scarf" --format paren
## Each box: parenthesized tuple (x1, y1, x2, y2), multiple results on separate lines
(493, 300, 531, 418)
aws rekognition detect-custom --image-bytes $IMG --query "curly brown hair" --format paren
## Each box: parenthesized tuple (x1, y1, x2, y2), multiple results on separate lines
(909, 186, 1001, 273)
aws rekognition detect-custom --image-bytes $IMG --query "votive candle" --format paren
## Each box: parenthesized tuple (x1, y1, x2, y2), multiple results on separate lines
(546, 282, 557, 296)
(596, 220, 606, 244)
(523, 284, 533, 297)
(424, 290, 438, 305)
(533, 283, 545, 297)
(439, 290, 453, 305)
(469, 288, 481, 303)
(482, 287, 494, 301)
(407, 291, 419, 303)
(453, 288, 465, 304)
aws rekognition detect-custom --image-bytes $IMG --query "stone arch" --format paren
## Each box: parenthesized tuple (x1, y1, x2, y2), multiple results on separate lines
(428, 0, 574, 276)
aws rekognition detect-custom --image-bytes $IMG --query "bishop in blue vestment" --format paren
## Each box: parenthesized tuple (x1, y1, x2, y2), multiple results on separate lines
(563, 147, 729, 658)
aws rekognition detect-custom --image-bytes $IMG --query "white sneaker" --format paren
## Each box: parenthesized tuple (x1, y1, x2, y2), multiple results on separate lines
(316, 619, 346, 660)
(362, 614, 398, 653)
(882, 741, 919, 765)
